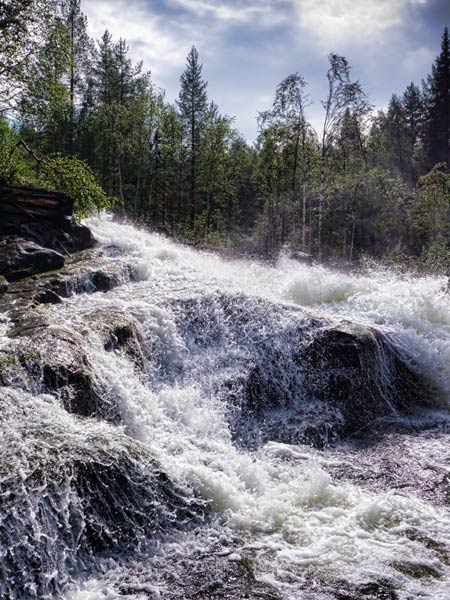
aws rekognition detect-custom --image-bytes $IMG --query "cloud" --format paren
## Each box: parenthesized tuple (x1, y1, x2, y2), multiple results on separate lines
(81, 0, 441, 141)
(83, 0, 188, 77)
(293, 0, 428, 42)
(169, 0, 267, 22)
(402, 45, 434, 76)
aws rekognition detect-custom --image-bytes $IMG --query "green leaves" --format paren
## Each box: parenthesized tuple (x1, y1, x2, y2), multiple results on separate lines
(0, 119, 112, 219)
(43, 155, 113, 219)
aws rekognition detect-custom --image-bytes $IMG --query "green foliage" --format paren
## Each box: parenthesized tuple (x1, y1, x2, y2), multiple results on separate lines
(419, 236, 450, 273)
(408, 163, 450, 246)
(0, 119, 111, 219)
(42, 155, 113, 218)
(423, 27, 450, 167)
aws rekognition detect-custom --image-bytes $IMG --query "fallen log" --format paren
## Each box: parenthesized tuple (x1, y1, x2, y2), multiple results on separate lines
(0, 185, 72, 223)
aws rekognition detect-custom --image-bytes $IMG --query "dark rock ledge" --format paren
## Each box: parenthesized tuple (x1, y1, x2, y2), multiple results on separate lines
(0, 184, 95, 282)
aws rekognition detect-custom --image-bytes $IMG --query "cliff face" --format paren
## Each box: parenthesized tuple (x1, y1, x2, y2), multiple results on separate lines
(0, 185, 95, 283)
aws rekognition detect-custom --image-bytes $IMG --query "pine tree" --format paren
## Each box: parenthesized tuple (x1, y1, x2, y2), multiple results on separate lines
(424, 26, 450, 167)
(402, 82, 424, 146)
(19, 13, 71, 154)
(61, 0, 94, 154)
(0, 0, 52, 113)
(177, 46, 208, 229)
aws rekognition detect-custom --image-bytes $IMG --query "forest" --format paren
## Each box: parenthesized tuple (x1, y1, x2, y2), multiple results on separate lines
(1, 0, 450, 268)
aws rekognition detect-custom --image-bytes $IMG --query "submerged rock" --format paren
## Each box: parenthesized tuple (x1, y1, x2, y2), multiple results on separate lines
(0, 249, 138, 317)
(108, 533, 283, 600)
(236, 321, 432, 447)
(0, 389, 205, 600)
(89, 309, 145, 370)
(1, 325, 105, 417)
(301, 323, 430, 436)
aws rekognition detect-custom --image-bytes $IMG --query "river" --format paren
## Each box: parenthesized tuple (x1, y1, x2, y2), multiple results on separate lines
(2, 214, 450, 599)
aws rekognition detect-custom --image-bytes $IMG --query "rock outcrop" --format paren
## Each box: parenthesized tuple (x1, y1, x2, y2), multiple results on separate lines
(0, 309, 144, 420)
(232, 319, 433, 447)
(0, 185, 96, 281)
(0, 238, 65, 281)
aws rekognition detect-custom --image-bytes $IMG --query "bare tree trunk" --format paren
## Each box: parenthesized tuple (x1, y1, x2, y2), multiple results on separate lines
(302, 180, 307, 251)
(117, 159, 125, 205)
(204, 192, 214, 239)
(69, 13, 75, 155)
(318, 152, 326, 260)
(161, 192, 166, 226)
(349, 218, 356, 262)
(190, 120, 196, 230)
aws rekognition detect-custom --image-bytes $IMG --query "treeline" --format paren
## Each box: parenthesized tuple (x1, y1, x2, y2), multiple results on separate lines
(1, 0, 449, 266)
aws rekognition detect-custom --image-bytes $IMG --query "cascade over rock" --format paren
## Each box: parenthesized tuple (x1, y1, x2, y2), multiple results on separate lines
(0, 311, 144, 420)
(171, 293, 432, 448)
(0, 389, 204, 600)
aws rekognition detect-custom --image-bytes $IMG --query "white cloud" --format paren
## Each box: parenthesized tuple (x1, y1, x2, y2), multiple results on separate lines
(293, 0, 428, 42)
(83, 0, 188, 78)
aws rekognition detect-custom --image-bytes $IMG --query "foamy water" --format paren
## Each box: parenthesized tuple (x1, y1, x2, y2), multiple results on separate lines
(6, 214, 450, 599)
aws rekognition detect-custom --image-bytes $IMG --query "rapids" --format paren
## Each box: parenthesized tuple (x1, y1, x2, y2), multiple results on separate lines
(2, 214, 450, 599)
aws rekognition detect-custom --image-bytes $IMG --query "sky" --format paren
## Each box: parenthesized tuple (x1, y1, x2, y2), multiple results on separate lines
(82, 0, 450, 142)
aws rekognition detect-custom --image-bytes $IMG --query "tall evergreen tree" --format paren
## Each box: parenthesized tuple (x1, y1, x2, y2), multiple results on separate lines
(0, 0, 52, 113)
(402, 82, 424, 146)
(424, 26, 450, 167)
(259, 73, 313, 249)
(61, 0, 94, 153)
(19, 13, 71, 154)
(177, 46, 208, 229)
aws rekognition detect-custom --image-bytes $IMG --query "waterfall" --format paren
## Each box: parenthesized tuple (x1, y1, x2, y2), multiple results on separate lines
(2, 214, 450, 599)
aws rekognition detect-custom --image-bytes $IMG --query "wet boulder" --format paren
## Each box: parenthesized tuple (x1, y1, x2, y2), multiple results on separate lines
(0, 309, 146, 419)
(65, 222, 95, 251)
(172, 293, 433, 449)
(0, 238, 65, 281)
(33, 288, 63, 304)
(0, 251, 138, 317)
(233, 321, 432, 448)
(0, 389, 204, 600)
(301, 323, 430, 436)
(112, 533, 283, 600)
(86, 309, 145, 370)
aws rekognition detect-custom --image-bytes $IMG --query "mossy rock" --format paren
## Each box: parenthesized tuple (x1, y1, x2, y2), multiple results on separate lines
(1, 309, 147, 419)
(391, 560, 442, 579)
(0, 275, 8, 297)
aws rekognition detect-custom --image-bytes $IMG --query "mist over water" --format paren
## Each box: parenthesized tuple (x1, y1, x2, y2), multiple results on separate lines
(3, 214, 450, 599)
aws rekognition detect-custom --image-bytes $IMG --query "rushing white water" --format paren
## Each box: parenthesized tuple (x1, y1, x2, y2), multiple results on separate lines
(4, 214, 450, 599)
